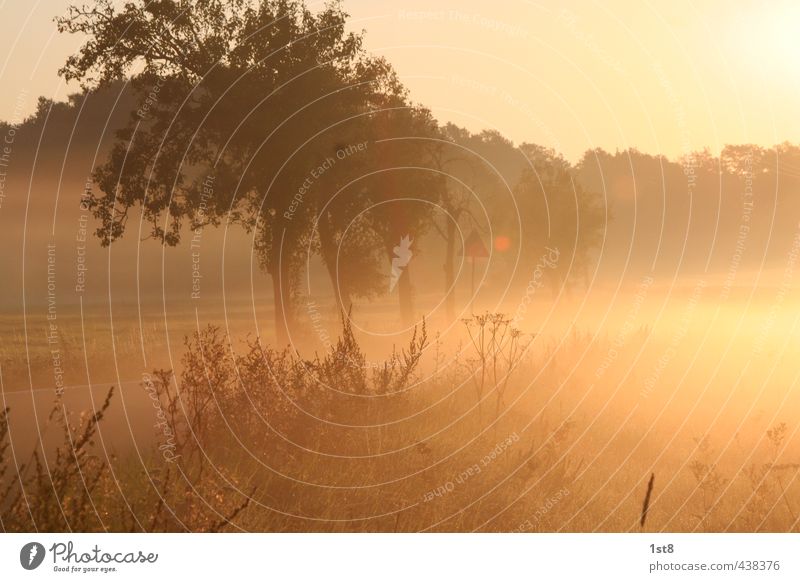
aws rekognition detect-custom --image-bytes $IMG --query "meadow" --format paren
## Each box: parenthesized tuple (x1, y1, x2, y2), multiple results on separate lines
(2, 283, 798, 533)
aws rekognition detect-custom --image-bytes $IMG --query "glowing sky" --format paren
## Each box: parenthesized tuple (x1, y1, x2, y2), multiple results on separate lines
(1, 0, 799, 160)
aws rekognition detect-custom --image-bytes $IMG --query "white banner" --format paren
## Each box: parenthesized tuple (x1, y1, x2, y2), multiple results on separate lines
(0, 533, 797, 580)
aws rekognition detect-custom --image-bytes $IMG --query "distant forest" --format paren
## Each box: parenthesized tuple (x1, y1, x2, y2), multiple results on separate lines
(4, 78, 800, 332)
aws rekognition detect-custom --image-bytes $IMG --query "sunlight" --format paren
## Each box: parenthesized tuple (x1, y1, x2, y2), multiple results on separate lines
(731, 3, 800, 75)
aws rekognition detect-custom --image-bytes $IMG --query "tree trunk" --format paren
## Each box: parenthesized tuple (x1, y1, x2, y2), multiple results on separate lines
(324, 258, 351, 316)
(444, 220, 456, 321)
(272, 260, 294, 346)
(322, 245, 351, 316)
(318, 217, 352, 316)
(398, 262, 414, 326)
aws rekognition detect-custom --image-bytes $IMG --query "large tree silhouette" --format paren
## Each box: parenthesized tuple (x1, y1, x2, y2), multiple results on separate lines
(58, 0, 423, 343)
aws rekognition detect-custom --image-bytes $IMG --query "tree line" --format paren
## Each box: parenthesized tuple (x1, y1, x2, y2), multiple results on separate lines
(3, 0, 796, 342)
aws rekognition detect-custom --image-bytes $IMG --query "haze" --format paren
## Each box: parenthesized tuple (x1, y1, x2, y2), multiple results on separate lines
(2, 0, 800, 160)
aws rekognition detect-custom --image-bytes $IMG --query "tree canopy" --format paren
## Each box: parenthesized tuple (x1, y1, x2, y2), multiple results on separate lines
(58, 0, 443, 341)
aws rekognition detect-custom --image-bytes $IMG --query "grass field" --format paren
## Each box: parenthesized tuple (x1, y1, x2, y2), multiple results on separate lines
(2, 284, 800, 532)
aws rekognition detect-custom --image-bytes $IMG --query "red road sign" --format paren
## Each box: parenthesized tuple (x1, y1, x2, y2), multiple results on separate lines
(461, 229, 489, 258)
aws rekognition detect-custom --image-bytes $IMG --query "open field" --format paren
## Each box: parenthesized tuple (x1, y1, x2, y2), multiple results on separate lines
(3, 283, 799, 532)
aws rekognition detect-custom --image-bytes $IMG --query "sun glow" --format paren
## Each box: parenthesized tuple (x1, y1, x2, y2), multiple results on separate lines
(730, 3, 800, 76)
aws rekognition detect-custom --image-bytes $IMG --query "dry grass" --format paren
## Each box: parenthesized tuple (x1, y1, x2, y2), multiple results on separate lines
(1, 314, 798, 532)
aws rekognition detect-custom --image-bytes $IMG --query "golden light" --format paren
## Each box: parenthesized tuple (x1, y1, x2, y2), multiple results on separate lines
(494, 235, 512, 252)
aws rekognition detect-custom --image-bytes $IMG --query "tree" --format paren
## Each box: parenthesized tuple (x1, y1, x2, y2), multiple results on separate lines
(57, 0, 416, 344)
(434, 125, 507, 321)
(357, 106, 446, 326)
(514, 144, 605, 293)
(721, 144, 768, 176)
(302, 101, 444, 320)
